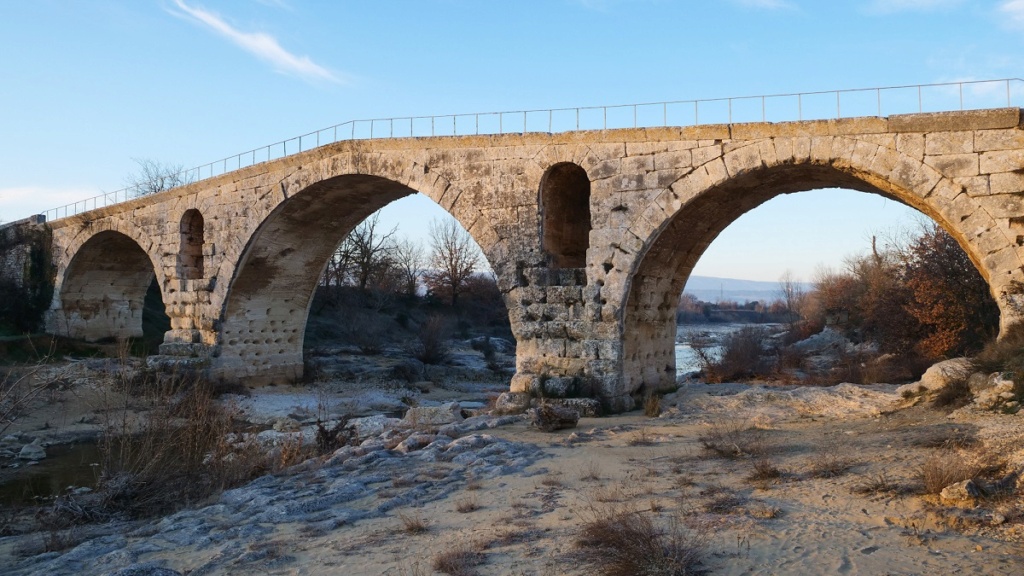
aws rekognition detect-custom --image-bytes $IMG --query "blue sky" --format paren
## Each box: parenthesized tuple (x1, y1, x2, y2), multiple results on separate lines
(2, 0, 1023, 282)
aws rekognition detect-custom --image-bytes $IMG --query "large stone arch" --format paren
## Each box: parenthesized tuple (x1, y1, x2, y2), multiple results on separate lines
(47, 229, 166, 342)
(612, 136, 1024, 401)
(212, 169, 506, 383)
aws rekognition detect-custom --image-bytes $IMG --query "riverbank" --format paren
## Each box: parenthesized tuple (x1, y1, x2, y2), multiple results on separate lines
(2, 369, 1023, 575)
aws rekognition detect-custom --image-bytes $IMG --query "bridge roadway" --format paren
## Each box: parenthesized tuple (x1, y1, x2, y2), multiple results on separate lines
(40, 108, 1024, 411)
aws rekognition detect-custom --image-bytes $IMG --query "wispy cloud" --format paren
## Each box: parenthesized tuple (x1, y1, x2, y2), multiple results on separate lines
(732, 0, 797, 9)
(171, 0, 343, 84)
(999, 0, 1024, 29)
(865, 0, 963, 14)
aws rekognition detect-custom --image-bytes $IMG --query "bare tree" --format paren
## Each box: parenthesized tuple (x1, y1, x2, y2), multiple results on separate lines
(392, 237, 424, 297)
(344, 214, 398, 292)
(125, 158, 192, 197)
(777, 270, 805, 324)
(424, 218, 481, 306)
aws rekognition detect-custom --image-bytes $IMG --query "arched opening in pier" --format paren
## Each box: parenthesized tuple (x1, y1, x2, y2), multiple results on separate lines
(218, 175, 511, 384)
(58, 230, 169, 350)
(620, 163, 1003, 398)
(179, 209, 205, 280)
(540, 162, 591, 269)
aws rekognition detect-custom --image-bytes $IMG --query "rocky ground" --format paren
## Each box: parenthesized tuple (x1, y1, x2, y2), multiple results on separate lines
(1, 344, 1024, 575)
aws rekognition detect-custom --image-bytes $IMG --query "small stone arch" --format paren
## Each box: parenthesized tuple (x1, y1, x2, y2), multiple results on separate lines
(179, 209, 205, 280)
(539, 162, 591, 268)
(48, 230, 166, 342)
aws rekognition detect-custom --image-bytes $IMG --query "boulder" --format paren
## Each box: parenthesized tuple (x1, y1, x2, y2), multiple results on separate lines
(528, 403, 580, 432)
(395, 433, 436, 454)
(940, 479, 982, 506)
(493, 392, 531, 415)
(18, 439, 46, 461)
(402, 402, 464, 427)
(919, 358, 973, 392)
(972, 377, 1016, 410)
(348, 415, 400, 438)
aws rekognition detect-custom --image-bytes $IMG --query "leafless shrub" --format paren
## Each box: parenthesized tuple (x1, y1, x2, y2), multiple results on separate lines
(747, 459, 783, 484)
(412, 314, 451, 365)
(432, 543, 484, 576)
(699, 421, 769, 459)
(576, 507, 706, 576)
(909, 425, 977, 449)
(540, 474, 564, 488)
(579, 461, 602, 481)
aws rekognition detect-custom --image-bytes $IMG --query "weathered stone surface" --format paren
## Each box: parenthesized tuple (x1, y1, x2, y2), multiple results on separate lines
(940, 479, 982, 506)
(402, 402, 464, 427)
(8, 108, 1019, 414)
(528, 403, 580, 432)
(493, 392, 531, 415)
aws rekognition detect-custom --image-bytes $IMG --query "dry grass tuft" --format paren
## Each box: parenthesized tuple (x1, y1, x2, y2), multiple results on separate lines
(579, 461, 602, 481)
(806, 453, 855, 479)
(628, 427, 655, 446)
(644, 394, 662, 417)
(432, 543, 484, 576)
(576, 507, 705, 576)
(920, 452, 980, 495)
(455, 496, 480, 513)
(853, 471, 900, 495)
(398, 511, 429, 534)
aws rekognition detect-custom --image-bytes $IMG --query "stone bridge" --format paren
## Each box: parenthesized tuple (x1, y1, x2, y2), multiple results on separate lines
(37, 108, 1024, 411)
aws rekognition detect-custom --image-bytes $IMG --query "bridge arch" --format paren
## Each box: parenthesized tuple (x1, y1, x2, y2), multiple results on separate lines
(612, 136, 1024, 400)
(48, 229, 166, 342)
(213, 171, 505, 383)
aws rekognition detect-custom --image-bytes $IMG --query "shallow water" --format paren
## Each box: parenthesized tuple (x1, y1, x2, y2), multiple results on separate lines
(675, 322, 780, 375)
(0, 442, 101, 505)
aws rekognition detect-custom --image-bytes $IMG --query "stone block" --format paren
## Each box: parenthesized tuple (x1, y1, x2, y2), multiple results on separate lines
(925, 131, 974, 155)
(980, 150, 1024, 174)
(926, 154, 979, 177)
(890, 108, 1020, 132)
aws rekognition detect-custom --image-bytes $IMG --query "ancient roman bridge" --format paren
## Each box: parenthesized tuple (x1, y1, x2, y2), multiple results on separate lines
(36, 107, 1024, 412)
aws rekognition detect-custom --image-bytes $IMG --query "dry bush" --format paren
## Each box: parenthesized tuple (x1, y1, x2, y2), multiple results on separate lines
(747, 459, 783, 483)
(412, 314, 451, 365)
(628, 427, 654, 446)
(699, 421, 769, 459)
(432, 543, 484, 576)
(748, 503, 783, 519)
(703, 493, 746, 514)
(920, 452, 980, 494)
(455, 496, 480, 513)
(853, 471, 900, 495)
(89, 373, 284, 519)
(696, 326, 773, 383)
(576, 507, 706, 576)
(398, 511, 429, 534)
(579, 461, 602, 481)
(806, 453, 855, 479)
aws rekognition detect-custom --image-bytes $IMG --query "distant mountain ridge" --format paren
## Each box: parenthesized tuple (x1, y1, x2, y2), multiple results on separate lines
(683, 275, 809, 304)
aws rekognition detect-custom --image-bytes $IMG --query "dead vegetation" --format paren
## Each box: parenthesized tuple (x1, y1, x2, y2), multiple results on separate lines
(575, 505, 706, 576)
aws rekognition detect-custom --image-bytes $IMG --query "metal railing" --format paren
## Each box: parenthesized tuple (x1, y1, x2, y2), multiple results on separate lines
(39, 77, 1024, 222)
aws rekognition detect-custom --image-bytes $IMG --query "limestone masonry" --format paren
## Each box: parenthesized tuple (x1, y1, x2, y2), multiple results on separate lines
(18, 108, 1024, 412)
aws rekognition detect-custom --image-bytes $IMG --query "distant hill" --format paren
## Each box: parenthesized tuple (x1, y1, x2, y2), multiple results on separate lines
(683, 275, 809, 304)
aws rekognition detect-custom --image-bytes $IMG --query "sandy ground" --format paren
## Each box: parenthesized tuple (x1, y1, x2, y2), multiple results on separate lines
(2, 361, 1024, 575)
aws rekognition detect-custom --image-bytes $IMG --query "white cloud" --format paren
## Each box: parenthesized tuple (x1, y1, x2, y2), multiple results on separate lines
(865, 0, 963, 14)
(999, 0, 1024, 29)
(732, 0, 797, 9)
(171, 0, 344, 84)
